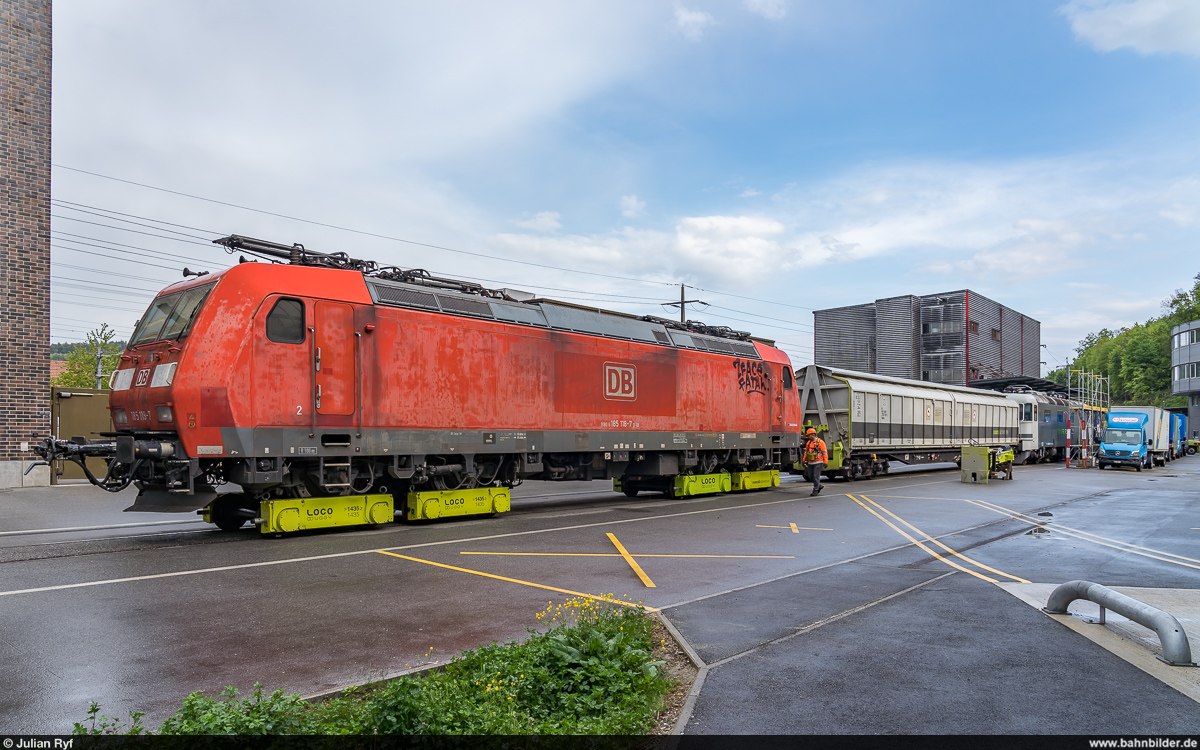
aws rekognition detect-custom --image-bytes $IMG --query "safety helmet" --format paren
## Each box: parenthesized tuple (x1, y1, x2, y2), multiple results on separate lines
(805, 427, 816, 435)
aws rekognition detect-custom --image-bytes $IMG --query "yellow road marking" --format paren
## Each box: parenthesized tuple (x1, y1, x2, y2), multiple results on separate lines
(845, 494, 998, 583)
(857, 495, 1029, 583)
(375, 551, 651, 609)
(865, 494, 1200, 571)
(607, 533, 656, 588)
(955, 497, 1200, 572)
(460, 552, 794, 558)
(755, 524, 833, 532)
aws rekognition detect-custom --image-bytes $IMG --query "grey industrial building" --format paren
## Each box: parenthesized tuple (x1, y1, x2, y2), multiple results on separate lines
(814, 290, 1041, 387)
(1171, 320, 1200, 436)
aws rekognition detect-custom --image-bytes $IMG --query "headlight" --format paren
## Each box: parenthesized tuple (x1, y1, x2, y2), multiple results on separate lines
(112, 408, 128, 426)
(110, 369, 135, 391)
(156, 405, 174, 423)
(150, 362, 178, 388)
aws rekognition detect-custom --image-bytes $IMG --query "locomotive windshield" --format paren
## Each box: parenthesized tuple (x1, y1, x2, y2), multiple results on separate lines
(128, 283, 216, 346)
(1104, 429, 1142, 444)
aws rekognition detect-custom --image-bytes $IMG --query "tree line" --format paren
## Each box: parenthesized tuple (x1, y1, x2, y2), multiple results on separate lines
(1048, 274, 1200, 407)
(51, 324, 125, 389)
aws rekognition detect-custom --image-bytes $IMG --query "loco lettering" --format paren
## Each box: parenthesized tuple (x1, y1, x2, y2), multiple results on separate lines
(603, 362, 637, 401)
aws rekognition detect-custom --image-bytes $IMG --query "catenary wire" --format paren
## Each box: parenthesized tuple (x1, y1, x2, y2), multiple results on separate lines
(52, 199, 222, 236)
(52, 202, 217, 241)
(52, 165, 816, 311)
(52, 215, 218, 248)
(52, 263, 181, 285)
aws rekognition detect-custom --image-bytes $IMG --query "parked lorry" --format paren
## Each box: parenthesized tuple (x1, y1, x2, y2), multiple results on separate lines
(1098, 407, 1170, 471)
(1170, 413, 1188, 459)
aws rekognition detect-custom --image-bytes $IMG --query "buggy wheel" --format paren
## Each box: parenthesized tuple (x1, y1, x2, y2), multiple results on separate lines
(211, 495, 248, 531)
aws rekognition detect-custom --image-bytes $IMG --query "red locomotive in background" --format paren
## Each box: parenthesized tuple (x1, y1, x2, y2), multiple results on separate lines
(37, 236, 802, 533)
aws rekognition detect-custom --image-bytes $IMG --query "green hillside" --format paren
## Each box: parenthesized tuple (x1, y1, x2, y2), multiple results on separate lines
(1048, 274, 1200, 408)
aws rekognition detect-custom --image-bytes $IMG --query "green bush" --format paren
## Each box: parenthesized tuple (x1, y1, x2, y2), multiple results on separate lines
(74, 598, 671, 736)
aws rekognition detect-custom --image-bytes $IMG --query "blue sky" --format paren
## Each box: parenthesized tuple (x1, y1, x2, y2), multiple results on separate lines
(50, 0, 1200, 373)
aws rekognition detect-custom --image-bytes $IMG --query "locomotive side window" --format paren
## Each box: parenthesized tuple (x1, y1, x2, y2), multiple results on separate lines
(129, 292, 182, 346)
(267, 298, 306, 343)
(782, 366, 793, 390)
(159, 283, 215, 341)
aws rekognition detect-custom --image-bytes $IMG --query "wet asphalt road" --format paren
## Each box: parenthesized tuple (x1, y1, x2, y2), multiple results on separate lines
(1, 459, 1199, 733)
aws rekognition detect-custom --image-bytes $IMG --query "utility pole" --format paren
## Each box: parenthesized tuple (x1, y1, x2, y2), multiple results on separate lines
(95, 342, 104, 390)
(664, 283, 705, 323)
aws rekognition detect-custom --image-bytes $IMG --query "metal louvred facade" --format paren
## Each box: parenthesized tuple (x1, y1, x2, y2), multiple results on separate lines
(814, 303, 875, 373)
(1023, 317, 1041, 380)
(1001, 305, 1024, 377)
(967, 291, 1003, 381)
(875, 295, 920, 380)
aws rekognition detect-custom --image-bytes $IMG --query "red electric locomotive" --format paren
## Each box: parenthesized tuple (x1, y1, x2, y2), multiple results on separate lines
(38, 236, 802, 533)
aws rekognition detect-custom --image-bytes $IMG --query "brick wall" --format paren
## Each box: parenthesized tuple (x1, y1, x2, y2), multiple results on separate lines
(0, 0, 52, 465)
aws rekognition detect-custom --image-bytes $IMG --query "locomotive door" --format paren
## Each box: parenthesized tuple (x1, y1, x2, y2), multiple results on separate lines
(774, 365, 795, 432)
(315, 302, 356, 416)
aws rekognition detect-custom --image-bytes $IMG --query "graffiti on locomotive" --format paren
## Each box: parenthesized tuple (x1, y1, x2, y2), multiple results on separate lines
(733, 358, 770, 395)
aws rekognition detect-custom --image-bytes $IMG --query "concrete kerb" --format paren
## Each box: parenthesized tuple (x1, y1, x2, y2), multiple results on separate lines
(651, 610, 708, 736)
(301, 659, 452, 703)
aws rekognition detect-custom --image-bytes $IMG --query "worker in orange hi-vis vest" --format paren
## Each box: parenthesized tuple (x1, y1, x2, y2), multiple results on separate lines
(803, 427, 828, 497)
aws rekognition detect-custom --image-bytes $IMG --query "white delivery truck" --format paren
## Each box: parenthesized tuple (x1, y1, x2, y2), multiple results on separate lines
(1111, 406, 1171, 468)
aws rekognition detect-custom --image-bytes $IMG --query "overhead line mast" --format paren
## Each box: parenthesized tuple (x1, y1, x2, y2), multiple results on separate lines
(662, 283, 706, 324)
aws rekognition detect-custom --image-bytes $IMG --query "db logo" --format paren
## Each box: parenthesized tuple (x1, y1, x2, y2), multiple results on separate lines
(604, 363, 636, 401)
(134, 368, 151, 387)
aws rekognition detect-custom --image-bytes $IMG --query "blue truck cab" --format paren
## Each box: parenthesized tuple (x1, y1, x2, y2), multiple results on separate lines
(1098, 412, 1151, 471)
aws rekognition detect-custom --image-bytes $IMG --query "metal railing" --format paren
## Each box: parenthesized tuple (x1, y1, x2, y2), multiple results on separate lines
(1043, 580, 1196, 667)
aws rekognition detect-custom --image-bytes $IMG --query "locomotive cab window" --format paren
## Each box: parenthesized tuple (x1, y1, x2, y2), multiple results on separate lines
(267, 298, 306, 343)
(782, 366, 793, 390)
(159, 283, 215, 341)
(129, 292, 182, 346)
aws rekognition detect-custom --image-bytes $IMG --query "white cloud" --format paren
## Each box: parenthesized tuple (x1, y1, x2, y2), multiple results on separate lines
(674, 215, 786, 283)
(1060, 0, 1200, 56)
(514, 211, 563, 231)
(54, 0, 668, 175)
(674, 7, 716, 42)
(738, 188, 761, 197)
(743, 0, 787, 21)
(620, 194, 646, 218)
(492, 215, 787, 288)
(761, 157, 1200, 282)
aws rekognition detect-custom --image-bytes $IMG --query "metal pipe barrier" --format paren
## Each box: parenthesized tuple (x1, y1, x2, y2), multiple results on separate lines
(1043, 580, 1196, 666)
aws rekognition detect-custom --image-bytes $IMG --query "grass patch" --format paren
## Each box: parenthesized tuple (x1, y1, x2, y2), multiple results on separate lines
(75, 596, 672, 736)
